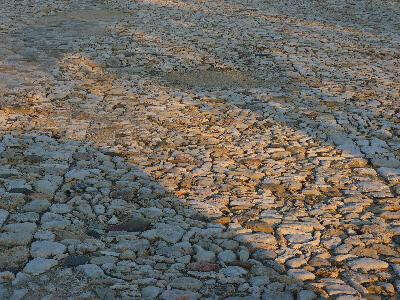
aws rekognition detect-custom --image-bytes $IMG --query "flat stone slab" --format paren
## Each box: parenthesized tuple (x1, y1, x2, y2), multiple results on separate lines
(347, 258, 389, 271)
(288, 269, 316, 281)
(23, 258, 58, 275)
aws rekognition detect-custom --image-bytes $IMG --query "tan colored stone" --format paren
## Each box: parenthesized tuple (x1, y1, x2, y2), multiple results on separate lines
(244, 221, 274, 234)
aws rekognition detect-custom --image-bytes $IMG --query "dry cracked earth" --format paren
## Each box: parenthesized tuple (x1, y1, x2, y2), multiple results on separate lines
(0, 0, 400, 299)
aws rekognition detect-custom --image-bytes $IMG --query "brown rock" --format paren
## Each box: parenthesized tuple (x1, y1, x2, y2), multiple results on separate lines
(381, 211, 400, 220)
(350, 246, 378, 258)
(346, 158, 368, 168)
(271, 151, 291, 160)
(371, 244, 398, 256)
(263, 183, 286, 197)
(366, 284, 385, 295)
(309, 257, 331, 267)
(215, 216, 231, 225)
(244, 221, 274, 233)
(241, 158, 262, 169)
(235, 233, 277, 250)
(189, 262, 220, 272)
(314, 267, 340, 278)
(229, 200, 254, 211)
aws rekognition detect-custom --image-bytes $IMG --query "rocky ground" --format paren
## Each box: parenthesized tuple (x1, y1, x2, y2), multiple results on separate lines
(0, 0, 400, 299)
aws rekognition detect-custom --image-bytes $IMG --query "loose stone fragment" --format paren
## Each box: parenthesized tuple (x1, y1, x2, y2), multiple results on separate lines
(194, 245, 216, 263)
(0, 232, 33, 246)
(142, 286, 161, 299)
(297, 290, 317, 300)
(262, 290, 294, 300)
(76, 264, 105, 278)
(325, 284, 358, 296)
(33, 180, 59, 195)
(30, 241, 66, 258)
(221, 266, 248, 277)
(286, 257, 307, 268)
(115, 239, 150, 253)
(287, 269, 315, 281)
(23, 200, 50, 213)
(171, 277, 203, 290)
(347, 258, 389, 271)
(23, 258, 58, 275)
(161, 289, 198, 300)
(218, 250, 237, 263)
(155, 223, 185, 243)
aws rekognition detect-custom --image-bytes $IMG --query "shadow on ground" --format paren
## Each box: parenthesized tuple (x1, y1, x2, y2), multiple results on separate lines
(0, 132, 307, 299)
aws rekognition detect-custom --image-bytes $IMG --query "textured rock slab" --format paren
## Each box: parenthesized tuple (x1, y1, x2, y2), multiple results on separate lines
(76, 264, 105, 278)
(325, 284, 358, 296)
(161, 289, 199, 300)
(0, 210, 9, 228)
(347, 258, 389, 271)
(262, 290, 294, 300)
(287, 269, 315, 281)
(154, 223, 185, 243)
(23, 258, 58, 275)
(171, 277, 203, 290)
(23, 200, 50, 213)
(30, 241, 66, 258)
(0, 232, 33, 246)
(142, 286, 161, 299)
(235, 233, 277, 249)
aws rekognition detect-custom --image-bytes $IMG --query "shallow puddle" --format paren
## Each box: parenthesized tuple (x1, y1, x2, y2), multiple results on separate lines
(38, 9, 129, 24)
(20, 8, 129, 60)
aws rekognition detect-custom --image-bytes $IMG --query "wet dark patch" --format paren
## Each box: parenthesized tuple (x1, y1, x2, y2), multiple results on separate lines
(107, 217, 152, 232)
(0, 174, 15, 179)
(62, 255, 91, 267)
(26, 155, 44, 163)
(8, 188, 32, 194)
(86, 229, 102, 239)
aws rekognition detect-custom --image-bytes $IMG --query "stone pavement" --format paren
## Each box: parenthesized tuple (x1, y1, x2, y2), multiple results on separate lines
(0, 0, 399, 298)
